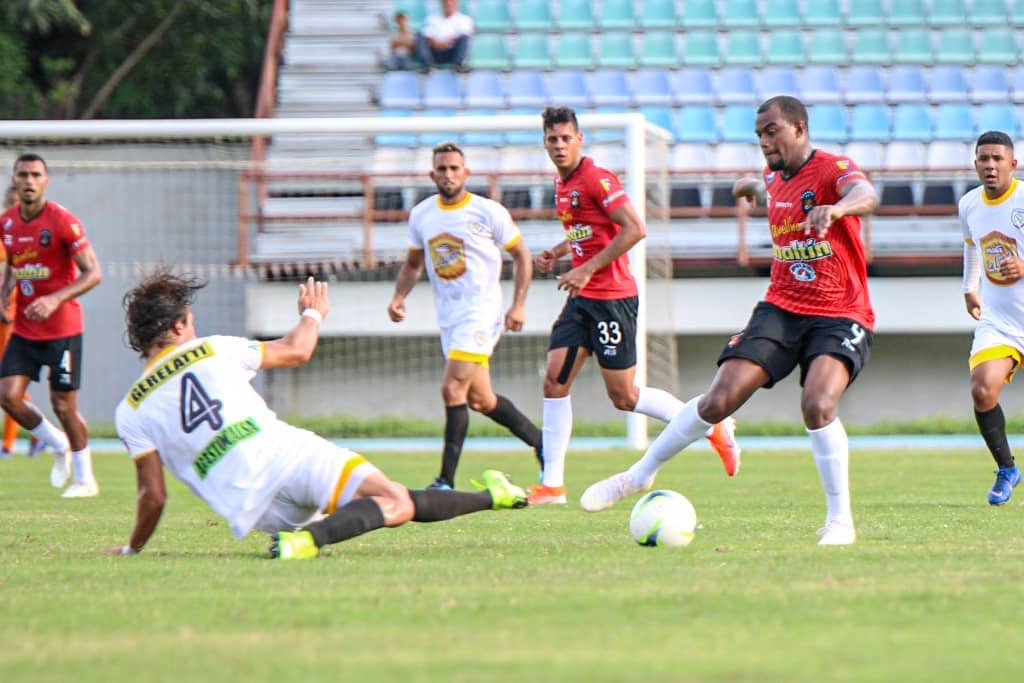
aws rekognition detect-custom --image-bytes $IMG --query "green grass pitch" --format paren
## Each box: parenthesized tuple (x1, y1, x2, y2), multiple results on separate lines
(2, 447, 1024, 682)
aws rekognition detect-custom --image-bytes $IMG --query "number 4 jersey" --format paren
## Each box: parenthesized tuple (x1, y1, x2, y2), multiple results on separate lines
(115, 335, 310, 538)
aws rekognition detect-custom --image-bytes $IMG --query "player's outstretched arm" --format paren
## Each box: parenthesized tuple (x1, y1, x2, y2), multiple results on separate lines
(388, 249, 425, 322)
(557, 201, 645, 296)
(107, 451, 166, 556)
(732, 176, 766, 205)
(505, 238, 532, 332)
(261, 276, 329, 369)
(801, 179, 879, 238)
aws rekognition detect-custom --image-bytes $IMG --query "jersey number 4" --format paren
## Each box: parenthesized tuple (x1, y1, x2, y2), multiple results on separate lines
(180, 372, 224, 434)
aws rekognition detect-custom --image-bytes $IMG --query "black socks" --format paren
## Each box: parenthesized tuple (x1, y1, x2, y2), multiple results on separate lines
(976, 404, 1015, 469)
(407, 487, 492, 521)
(304, 498, 386, 548)
(439, 404, 470, 486)
(485, 394, 544, 469)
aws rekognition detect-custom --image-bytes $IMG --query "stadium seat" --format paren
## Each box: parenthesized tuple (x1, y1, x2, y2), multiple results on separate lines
(851, 29, 891, 64)
(844, 142, 885, 169)
(926, 141, 970, 169)
(807, 29, 848, 65)
(892, 29, 932, 65)
(844, 66, 886, 104)
(641, 0, 678, 28)
(765, 30, 805, 65)
(464, 71, 505, 109)
(682, 31, 721, 67)
(721, 105, 756, 143)
(422, 71, 462, 109)
(597, 32, 637, 68)
(724, 31, 763, 66)
(599, 0, 637, 29)
(545, 71, 590, 108)
(715, 143, 762, 170)
(670, 183, 703, 207)
(632, 69, 673, 107)
(846, 0, 885, 26)
(462, 146, 502, 172)
(501, 109, 541, 146)
(672, 68, 715, 105)
(762, 0, 800, 27)
(640, 32, 680, 67)
(461, 109, 505, 146)
(473, 0, 511, 32)
(934, 29, 975, 65)
(587, 70, 632, 107)
(970, 0, 1009, 24)
(721, 0, 760, 27)
(469, 34, 509, 71)
(756, 66, 799, 101)
(396, 0, 428, 31)
(640, 107, 678, 141)
(586, 107, 628, 142)
(928, 66, 969, 104)
(799, 66, 842, 104)
(505, 71, 547, 108)
(883, 141, 927, 171)
(934, 104, 975, 140)
(804, 0, 842, 26)
(680, 0, 718, 28)
(850, 105, 891, 142)
(556, 0, 595, 30)
(976, 29, 1020, 64)
(676, 106, 719, 143)
(515, 0, 552, 30)
(921, 182, 956, 206)
(420, 108, 459, 145)
(809, 104, 848, 143)
(891, 104, 933, 141)
(376, 109, 419, 147)
(671, 143, 713, 171)
(929, 0, 968, 25)
(976, 104, 1018, 137)
(888, 0, 927, 26)
(557, 33, 595, 69)
(1013, 67, 1024, 104)
(878, 180, 916, 207)
(886, 66, 927, 104)
(715, 68, 758, 105)
(1011, 2, 1024, 24)
(513, 34, 552, 70)
(971, 65, 1011, 103)
(378, 71, 421, 109)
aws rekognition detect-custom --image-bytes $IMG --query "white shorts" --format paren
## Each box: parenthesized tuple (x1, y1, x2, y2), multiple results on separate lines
(969, 318, 1024, 378)
(252, 443, 380, 534)
(440, 316, 503, 365)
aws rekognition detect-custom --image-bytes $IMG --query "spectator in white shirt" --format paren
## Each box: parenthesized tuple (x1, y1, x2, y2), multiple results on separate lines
(415, 0, 474, 72)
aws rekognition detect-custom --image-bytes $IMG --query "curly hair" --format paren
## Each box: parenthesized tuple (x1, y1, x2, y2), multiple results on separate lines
(123, 267, 205, 355)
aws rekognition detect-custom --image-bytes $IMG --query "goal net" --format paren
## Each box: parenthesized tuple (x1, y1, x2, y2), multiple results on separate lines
(0, 114, 672, 447)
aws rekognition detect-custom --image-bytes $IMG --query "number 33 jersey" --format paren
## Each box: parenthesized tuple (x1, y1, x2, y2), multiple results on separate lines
(115, 335, 308, 537)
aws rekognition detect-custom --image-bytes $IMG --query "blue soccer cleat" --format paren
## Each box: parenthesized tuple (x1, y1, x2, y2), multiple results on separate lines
(425, 476, 452, 491)
(988, 465, 1021, 505)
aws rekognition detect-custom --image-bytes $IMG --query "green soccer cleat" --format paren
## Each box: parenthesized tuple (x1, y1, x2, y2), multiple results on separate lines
(471, 469, 528, 510)
(270, 530, 320, 560)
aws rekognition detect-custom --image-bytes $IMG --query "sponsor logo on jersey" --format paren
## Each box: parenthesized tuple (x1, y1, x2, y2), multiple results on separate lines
(194, 417, 261, 479)
(570, 190, 580, 208)
(836, 159, 850, 170)
(126, 341, 215, 408)
(980, 230, 1020, 286)
(11, 262, 51, 280)
(39, 230, 51, 247)
(800, 190, 816, 214)
(559, 210, 573, 223)
(564, 223, 593, 242)
(70, 223, 81, 237)
(774, 238, 833, 263)
(2, 235, 10, 246)
(428, 232, 467, 280)
(599, 178, 612, 193)
(1012, 209, 1024, 230)
(789, 262, 817, 281)
(770, 217, 803, 238)
(12, 249, 39, 266)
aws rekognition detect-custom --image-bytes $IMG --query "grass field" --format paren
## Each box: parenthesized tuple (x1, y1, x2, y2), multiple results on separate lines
(3, 446, 1024, 683)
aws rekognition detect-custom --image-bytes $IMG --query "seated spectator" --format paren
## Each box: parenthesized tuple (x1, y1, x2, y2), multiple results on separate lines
(387, 11, 416, 71)
(415, 0, 474, 73)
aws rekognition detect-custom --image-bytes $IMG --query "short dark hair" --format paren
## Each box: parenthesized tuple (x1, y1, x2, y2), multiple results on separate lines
(542, 106, 579, 132)
(757, 96, 808, 127)
(123, 267, 205, 356)
(394, 10, 407, 20)
(976, 130, 1014, 153)
(13, 153, 47, 173)
(431, 141, 464, 159)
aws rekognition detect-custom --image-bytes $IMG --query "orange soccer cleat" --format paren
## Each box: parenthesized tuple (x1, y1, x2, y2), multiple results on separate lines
(706, 417, 741, 477)
(526, 483, 567, 505)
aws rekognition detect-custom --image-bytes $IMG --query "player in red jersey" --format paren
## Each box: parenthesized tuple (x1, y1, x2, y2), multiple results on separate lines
(581, 96, 879, 546)
(0, 154, 103, 497)
(528, 107, 740, 505)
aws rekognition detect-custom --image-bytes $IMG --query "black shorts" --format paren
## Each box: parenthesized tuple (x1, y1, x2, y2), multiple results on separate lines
(548, 295, 638, 370)
(0, 333, 83, 391)
(717, 302, 872, 388)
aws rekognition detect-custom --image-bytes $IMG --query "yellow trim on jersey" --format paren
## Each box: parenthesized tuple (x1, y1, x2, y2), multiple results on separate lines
(964, 237, 975, 246)
(448, 349, 490, 367)
(969, 344, 1022, 383)
(436, 192, 473, 211)
(127, 341, 215, 409)
(132, 449, 158, 462)
(408, 246, 424, 252)
(326, 454, 370, 514)
(982, 178, 1019, 206)
(503, 234, 522, 250)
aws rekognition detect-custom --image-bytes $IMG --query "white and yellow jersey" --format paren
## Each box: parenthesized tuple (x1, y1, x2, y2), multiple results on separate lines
(407, 192, 521, 328)
(115, 335, 312, 538)
(960, 178, 1024, 336)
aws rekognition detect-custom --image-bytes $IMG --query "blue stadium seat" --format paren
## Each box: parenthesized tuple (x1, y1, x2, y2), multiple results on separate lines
(587, 70, 632, 108)
(632, 69, 673, 107)
(971, 66, 1011, 103)
(461, 109, 505, 146)
(928, 66, 969, 104)
(804, 0, 841, 26)
(513, 33, 552, 70)
(721, 0, 760, 27)
(599, 0, 637, 29)
(851, 29, 891, 64)
(892, 29, 932, 64)
(556, 33, 594, 69)
(757, 66, 799, 101)
(671, 68, 715, 105)
(765, 30, 806, 65)
(723, 31, 763, 66)
(587, 107, 629, 142)
(473, 0, 512, 32)
(888, 0, 927, 25)
(929, 0, 968, 25)
(597, 32, 637, 68)
(850, 104, 891, 141)
(640, 107, 678, 142)
(799, 66, 842, 104)
(934, 104, 975, 140)
(976, 104, 1019, 137)
(807, 29, 848, 65)
(505, 71, 547, 108)
(676, 105, 719, 143)
(970, 0, 1009, 25)
(376, 109, 419, 146)
(715, 68, 757, 105)
(844, 66, 886, 104)
(1012, 66, 1024, 104)
(682, 31, 721, 67)
(422, 71, 462, 109)
(464, 71, 505, 109)
(762, 0, 801, 27)
(846, 0, 884, 26)
(977, 29, 1020, 64)
(557, 0, 595, 30)
(809, 104, 848, 143)
(545, 71, 590, 108)
(640, 32, 680, 67)
(934, 29, 975, 65)
(721, 105, 756, 143)
(504, 108, 541, 145)
(420, 109, 459, 145)
(640, 0, 678, 28)
(891, 104, 933, 141)
(395, 0, 428, 31)
(680, 0, 718, 28)
(515, 0, 552, 30)
(886, 66, 926, 104)
(469, 34, 510, 70)
(379, 71, 421, 109)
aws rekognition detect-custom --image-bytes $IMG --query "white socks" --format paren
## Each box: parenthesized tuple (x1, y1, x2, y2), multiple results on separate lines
(807, 418, 852, 525)
(632, 386, 686, 422)
(627, 396, 711, 486)
(541, 396, 572, 488)
(71, 447, 96, 484)
(30, 415, 70, 453)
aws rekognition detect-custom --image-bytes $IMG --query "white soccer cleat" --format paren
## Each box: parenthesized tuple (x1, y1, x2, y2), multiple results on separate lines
(579, 471, 653, 513)
(817, 519, 856, 546)
(61, 480, 99, 498)
(50, 451, 71, 488)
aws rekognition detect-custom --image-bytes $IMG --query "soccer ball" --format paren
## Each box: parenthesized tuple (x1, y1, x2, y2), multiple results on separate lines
(629, 490, 697, 547)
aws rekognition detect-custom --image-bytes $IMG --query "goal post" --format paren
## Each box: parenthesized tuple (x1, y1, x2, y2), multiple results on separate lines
(0, 113, 672, 448)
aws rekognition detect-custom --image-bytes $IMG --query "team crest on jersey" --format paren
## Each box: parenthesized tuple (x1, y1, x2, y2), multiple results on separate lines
(765, 172, 776, 183)
(570, 191, 580, 208)
(789, 262, 817, 281)
(599, 178, 612, 192)
(2, 218, 11, 230)
(19, 280, 33, 297)
(428, 232, 467, 280)
(800, 190, 816, 214)
(469, 221, 493, 239)
(980, 231, 1019, 285)
(39, 230, 51, 247)
(1012, 209, 1024, 231)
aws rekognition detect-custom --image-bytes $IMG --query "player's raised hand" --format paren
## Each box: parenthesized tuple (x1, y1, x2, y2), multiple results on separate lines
(297, 276, 329, 320)
(387, 297, 407, 323)
(504, 302, 525, 332)
(732, 176, 766, 206)
(800, 204, 843, 238)
(535, 248, 557, 273)
(964, 291, 982, 320)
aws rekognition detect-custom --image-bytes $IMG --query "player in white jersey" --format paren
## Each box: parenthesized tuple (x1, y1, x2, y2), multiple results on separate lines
(389, 142, 542, 489)
(960, 130, 1024, 505)
(110, 270, 528, 560)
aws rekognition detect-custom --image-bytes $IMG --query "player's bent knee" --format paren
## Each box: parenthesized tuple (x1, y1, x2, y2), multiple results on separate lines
(379, 484, 415, 526)
(697, 392, 731, 424)
(801, 398, 837, 428)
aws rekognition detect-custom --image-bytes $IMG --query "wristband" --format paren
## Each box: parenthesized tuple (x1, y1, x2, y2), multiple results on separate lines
(301, 308, 323, 323)
(121, 545, 139, 556)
